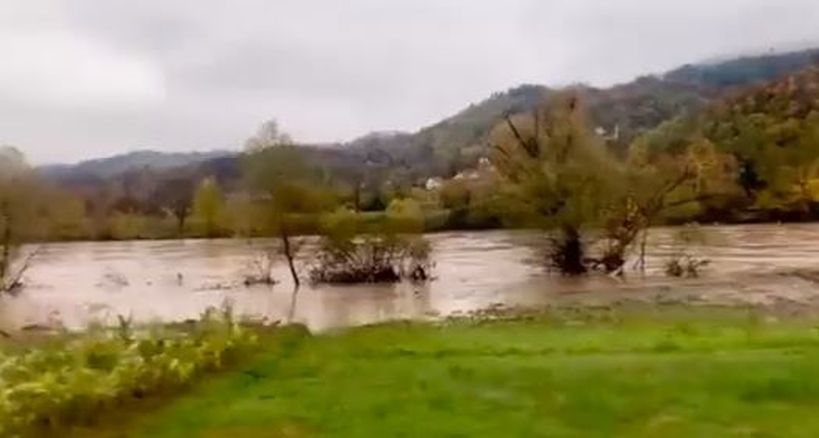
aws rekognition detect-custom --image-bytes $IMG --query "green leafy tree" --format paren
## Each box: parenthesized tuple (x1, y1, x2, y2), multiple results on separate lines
(695, 67, 819, 218)
(619, 135, 737, 271)
(192, 177, 225, 238)
(110, 211, 149, 240)
(46, 193, 89, 240)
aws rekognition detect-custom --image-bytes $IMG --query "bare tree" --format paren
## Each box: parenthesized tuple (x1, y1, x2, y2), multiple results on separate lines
(242, 120, 332, 288)
(154, 177, 195, 235)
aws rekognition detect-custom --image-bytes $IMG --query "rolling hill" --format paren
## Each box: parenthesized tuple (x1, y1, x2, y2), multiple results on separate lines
(39, 150, 232, 181)
(40, 47, 819, 188)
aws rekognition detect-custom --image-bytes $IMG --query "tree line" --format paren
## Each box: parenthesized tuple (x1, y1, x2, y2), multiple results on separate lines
(3, 67, 819, 280)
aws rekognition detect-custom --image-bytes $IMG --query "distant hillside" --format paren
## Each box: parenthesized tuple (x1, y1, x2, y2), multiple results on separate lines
(702, 66, 819, 197)
(342, 47, 819, 174)
(624, 64, 819, 223)
(39, 47, 819, 189)
(341, 84, 549, 179)
(664, 48, 819, 89)
(40, 150, 233, 180)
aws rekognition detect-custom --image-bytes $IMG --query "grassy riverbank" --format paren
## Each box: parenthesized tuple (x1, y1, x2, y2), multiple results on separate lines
(69, 306, 819, 437)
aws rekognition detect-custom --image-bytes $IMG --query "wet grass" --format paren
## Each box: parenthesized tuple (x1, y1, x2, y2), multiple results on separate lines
(79, 307, 819, 437)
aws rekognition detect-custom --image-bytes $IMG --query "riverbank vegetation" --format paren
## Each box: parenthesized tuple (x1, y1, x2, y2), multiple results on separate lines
(64, 306, 819, 437)
(0, 148, 48, 293)
(309, 209, 432, 284)
(0, 305, 282, 437)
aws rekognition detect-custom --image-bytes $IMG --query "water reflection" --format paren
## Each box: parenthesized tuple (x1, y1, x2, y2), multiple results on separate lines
(5, 224, 819, 332)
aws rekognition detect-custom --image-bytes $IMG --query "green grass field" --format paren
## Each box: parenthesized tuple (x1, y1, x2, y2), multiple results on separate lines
(76, 307, 819, 437)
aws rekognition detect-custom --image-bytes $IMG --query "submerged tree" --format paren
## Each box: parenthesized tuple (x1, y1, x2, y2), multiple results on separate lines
(491, 93, 738, 276)
(310, 208, 431, 284)
(0, 147, 40, 292)
(243, 120, 332, 287)
(598, 124, 741, 274)
(491, 93, 625, 275)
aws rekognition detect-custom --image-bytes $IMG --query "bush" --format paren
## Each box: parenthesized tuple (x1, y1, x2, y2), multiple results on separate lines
(311, 208, 432, 284)
(0, 305, 259, 436)
(385, 198, 425, 232)
(665, 224, 710, 278)
(242, 250, 278, 286)
(309, 234, 432, 284)
(665, 254, 710, 278)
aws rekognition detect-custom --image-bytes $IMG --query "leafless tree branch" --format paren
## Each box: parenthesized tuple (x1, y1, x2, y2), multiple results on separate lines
(1, 245, 41, 294)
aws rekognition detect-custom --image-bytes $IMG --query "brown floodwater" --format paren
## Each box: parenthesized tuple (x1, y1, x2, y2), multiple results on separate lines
(4, 224, 819, 332)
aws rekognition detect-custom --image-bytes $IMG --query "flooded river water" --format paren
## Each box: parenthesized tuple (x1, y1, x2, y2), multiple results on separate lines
(4, 224, 819, 332)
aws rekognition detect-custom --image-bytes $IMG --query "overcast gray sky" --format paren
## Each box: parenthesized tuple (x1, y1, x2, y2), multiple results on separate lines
(2, 0, 819, 164)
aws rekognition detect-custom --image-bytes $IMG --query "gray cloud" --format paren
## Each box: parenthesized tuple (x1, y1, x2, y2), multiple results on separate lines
(1, 0, 819, 164)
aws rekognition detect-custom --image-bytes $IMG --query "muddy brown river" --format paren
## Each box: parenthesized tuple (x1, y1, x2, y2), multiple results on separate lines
(4, 224, 819, 332)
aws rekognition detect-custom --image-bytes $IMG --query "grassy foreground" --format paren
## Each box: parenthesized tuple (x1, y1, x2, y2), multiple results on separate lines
(80, 307, 819, 437)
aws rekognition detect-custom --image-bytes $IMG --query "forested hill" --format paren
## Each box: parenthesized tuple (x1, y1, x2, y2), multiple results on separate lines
(622, 64, 819, 223)
(664, 47, 819, 89)
(40, 150, 232, 180)
(335, 48, 819, 174)
(40, 47, 819, 189)
(704, 66, 819, 216)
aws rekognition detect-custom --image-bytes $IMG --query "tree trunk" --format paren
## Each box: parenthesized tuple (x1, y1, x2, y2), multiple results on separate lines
(280, 229, 300, 288)
(353, 182, 361, 213)
(287, 287, 299, 322)
(0, 202, 11, 286)
(549, 225, 586, 276)
(639, 228, 648, 273)
(176, 212, 187, 236)
(561, 226, 586, 275)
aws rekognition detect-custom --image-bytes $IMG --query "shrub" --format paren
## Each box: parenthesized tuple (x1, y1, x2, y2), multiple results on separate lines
(0, 305, 259, 436)
(309, 234, 432, 284)
(665, 254, 710, 278)
(385, 198, 425, 233)
(311, 208, 432, 284)
(665, 224, 710, 278)
(242, 250, 278, 286)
